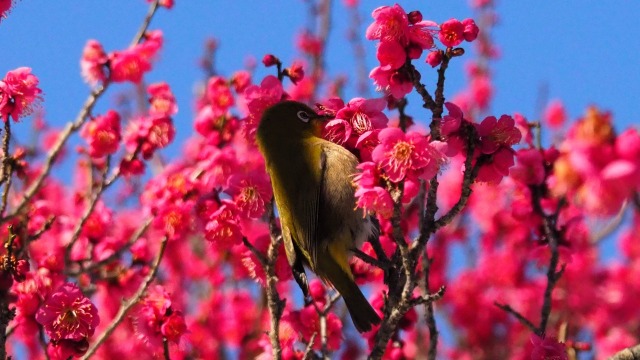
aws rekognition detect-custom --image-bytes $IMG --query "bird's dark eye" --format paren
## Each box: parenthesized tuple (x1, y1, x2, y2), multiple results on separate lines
(297, 111, 311, 123)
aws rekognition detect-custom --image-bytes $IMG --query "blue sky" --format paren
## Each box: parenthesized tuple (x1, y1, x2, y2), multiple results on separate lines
(2, 1, 638, 144)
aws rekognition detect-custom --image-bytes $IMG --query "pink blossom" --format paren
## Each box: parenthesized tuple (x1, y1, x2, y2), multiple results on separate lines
(35, 283, 99, 342)
(230, 70, 252, 93)
(161, 311, 187, 343)
(369, 66, 413, 99)
(462, 18, 480, 42)
(426, 50, 443, 67)
(242, 75, 283, 139)
(355, 186, 394, 219)
(109, 48, 151, 83)
(372, 128, 447, 183)
(353, 161, 381, 189)
(3, 67, 43, 121)
(366, 4, 410, 44)
(286, 61, 305, 84)
(323, 119, 352, 145)
(332, 97, 388, 146)
(262, 54, 278, 67)
(544, 100, 567, 128)
(530, 335, 568, 360)
(510, 148, 545, 185)
(125, 115, 175, 159)
(148, 82, 177, 117)
(376, 40, 406, 70)
(0, 0, 12, 19)
(296, 31, 323, 56)
(80, 110, 121, 158)
(204, 200, 243, 247)
(207, 76, 234, 116)
(439, 19, 465, 47)
(476, 147, 515, 183)
(476, 114, 522, 154)
(148, 0, 174, 8)
(226, 171, 272, 219)
(80, 40, 108, 85)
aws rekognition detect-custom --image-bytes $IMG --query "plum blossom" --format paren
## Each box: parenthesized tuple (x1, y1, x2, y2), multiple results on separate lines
(372, 127, 447, 183)
(80, 110, 121, 158)
(35, 283, 99, 343)
(1, 67, 43, 121)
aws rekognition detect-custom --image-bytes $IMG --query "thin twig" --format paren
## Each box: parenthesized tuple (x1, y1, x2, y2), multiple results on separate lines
(494, 302, 538, 333)
(264, 200, 285, 360)
(302, 332, 318, 360)
(80, 236, 168, 360)
(0, 119, 11, 186)
(163, 337, 171, 360)
(131, 0, 160, 47)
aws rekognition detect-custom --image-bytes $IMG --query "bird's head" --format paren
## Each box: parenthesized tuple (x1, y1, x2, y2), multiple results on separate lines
(257, 101, 332, 142)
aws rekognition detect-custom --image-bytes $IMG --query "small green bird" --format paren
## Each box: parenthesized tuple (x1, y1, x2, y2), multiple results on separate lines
(256, 100, 381, 332)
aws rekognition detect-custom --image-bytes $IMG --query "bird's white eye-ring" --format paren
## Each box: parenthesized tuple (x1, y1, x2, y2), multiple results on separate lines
(297, 111, 311, 123)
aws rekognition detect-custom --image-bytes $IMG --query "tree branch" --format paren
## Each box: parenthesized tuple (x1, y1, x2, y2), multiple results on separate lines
(609, 344, 640, 360)
(81, 235, 168, 360)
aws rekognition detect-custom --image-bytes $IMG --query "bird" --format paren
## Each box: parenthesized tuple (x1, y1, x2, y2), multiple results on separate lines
(256, 100, 381, 333)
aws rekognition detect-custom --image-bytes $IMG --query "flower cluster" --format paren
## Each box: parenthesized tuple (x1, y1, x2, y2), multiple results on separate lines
(80, 30, 163, 85)
(35, 283, 100, 358)
(0, 67, 43, 122)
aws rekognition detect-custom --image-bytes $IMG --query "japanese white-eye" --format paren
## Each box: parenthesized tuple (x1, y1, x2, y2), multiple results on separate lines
(256, 101, 381, 333)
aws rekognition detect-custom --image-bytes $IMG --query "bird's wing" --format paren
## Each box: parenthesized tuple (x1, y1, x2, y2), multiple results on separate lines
(314, 141, 360, 262)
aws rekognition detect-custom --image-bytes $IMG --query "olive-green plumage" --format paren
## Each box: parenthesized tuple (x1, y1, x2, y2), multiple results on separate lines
(256, 101, 381, 333)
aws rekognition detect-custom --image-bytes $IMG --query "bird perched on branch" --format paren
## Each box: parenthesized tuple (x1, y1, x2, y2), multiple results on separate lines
(256, 100, 381, 332)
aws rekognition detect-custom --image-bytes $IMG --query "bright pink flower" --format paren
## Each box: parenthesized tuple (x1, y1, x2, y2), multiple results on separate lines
(3, 67, 43, 121)
(335, 97, 388, 142)
(204, 200, 243, 247)
(226, 172, 272, 219)
(161, 311, 187, 343)
(80, 110, 121, 158)
(369, 66, 413, 99)
(155, 201, 193, 241)
(148, 82, 177, 117)
(0, 81, 11, 121)
(230, 70, 252, 93)
(207, 76, 234, 116)
(109, 49, 151, 83)
(462, 18, 480, 42)
(510, 148, 545, 185)
(476, 114, 522, 154)
(426, 50, 443, 67)
(243, 75, 283, 139)
(353, 161, 381, 189)
(80, 40, 108, 85)
(323, 119, 352, 145)
(530, 335, 568, 360)
(408, 20, 438, 50)
(125, 115, 175, 159)
(366, 4, 410, 44)
(35, 283, 99, 342)
(355, 186, 394, 219)
(0, 0, 12, 19)
(372, 128, 447, 182)
(439, 19, 465, 47)
(262, 54, 278, 67)
(297, 31, 323, 56)
(376, 40, 406, 70)
(286, 61, 305, 84)
(148, 0, 174, 8)
(138, 29, 164, 61)
(476, 147, 515, 183)
(544, 100, 567, 128)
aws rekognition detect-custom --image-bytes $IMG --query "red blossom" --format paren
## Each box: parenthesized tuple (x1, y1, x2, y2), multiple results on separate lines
(80, 110, 121, 158)
(2, 67, 43, 121)
(80, 40, 108, 86)
(439, 18, 465, 47)
(372, 127, 447, 183)
(476, 114, 522, 154)
(148, 81, 177, 117)
(530, 335, 568, 360)
(35, 283, 99, 343)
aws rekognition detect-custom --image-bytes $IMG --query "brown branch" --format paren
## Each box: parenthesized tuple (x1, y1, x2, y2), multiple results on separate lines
(609, 344, 640, 360)
(264, 200, 285, 360)
(131, 0, 160, 47)
(302, 332, 318, 360)
(81, 235, 168, 360)
(0, 119, 11, 186)
(163, 337, 171, 360)
(494, 302, 538, 334)
(66, 217, 152, 276)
